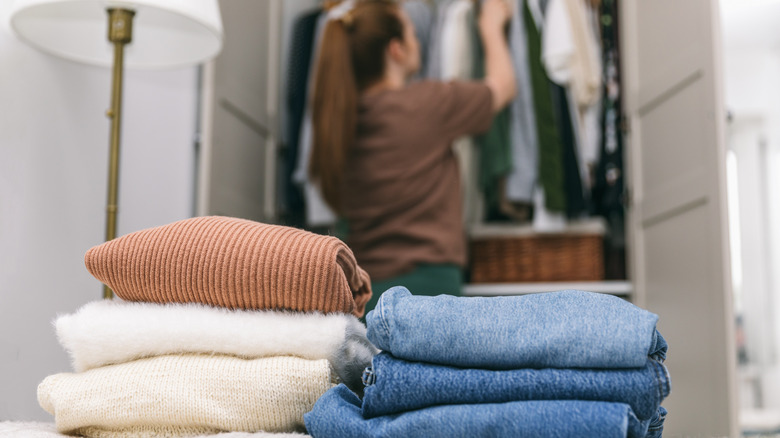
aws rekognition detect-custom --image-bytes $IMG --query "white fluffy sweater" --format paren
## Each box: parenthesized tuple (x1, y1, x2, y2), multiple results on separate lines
(38, 355, 335, 437)
(55, 300, 376, 392)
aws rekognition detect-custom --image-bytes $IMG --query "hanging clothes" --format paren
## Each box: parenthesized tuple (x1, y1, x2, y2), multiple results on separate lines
(440, 0, 475, 80)
(543, 0, 601, 110)
(476, 105, 513, 221)
(542, 0, 605, 218)
(283, 0, 616, 231)
(592, 0, 626, 279)
(505, 0, 540, 209)
(473, 0, 513, 222)
(528, 0, 546, 28)
(523, 0, 567, 213)
(581, 2, 605, 181)
(532, 185, 567, 231)
(578, 4, 604, 187)
(403, 0, 435, 81)
(283, 9, 321, 228)
(439, 0, 482, 226)
(542, 0, 602, 193)
(425, 0, 455, 80)
(551, 82, 588, 218)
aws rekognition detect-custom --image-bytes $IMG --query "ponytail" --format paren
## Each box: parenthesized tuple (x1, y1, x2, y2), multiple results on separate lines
(309, 1, 404, 214)
(310, 19, 358, 215)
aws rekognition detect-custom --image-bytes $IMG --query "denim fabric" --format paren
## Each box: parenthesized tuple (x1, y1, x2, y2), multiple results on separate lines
(646, 407, 667, 438)
(366, 287, 666, 369)
(361, 352, 670, 420)
(304, 384, 649, 438)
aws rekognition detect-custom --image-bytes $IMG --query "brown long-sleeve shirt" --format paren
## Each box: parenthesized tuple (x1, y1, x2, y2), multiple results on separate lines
(341, 80, 494, 281)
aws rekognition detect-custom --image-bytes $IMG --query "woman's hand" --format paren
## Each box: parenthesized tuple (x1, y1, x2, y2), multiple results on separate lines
(479, 0, 516, 112)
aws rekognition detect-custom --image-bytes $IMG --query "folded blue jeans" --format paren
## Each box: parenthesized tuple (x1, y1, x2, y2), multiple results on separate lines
(367, 287, 667, 369)
(647, 406, 667, 438)
(361, 352, 671, 420)
(304, 384, 651, 438)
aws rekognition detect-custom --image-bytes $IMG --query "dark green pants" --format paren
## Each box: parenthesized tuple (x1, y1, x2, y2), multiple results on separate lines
(364, 264, 463, 318)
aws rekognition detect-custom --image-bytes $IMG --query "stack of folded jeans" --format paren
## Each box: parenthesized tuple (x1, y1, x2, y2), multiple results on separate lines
(305, 287, 670, 438)
(37, 216, 378, 437)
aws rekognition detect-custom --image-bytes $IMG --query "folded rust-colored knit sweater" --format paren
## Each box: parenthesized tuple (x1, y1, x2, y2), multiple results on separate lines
(84, 216, 372, 317)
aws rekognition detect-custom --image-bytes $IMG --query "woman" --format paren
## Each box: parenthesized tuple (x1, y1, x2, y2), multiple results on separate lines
(310, 0, 516, 314)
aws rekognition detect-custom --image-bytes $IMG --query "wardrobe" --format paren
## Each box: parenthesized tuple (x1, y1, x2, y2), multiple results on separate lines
(196, 0, 737, 436)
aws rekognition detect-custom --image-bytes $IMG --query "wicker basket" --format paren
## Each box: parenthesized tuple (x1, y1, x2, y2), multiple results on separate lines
(469, 220, 605, 283)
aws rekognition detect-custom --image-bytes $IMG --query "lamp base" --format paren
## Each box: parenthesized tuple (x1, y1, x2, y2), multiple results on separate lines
(103, 8, 135, 300)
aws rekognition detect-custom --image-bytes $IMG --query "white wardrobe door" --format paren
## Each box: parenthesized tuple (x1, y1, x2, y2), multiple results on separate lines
(197, 0, 281, 222)
(621, 1, 737, 436)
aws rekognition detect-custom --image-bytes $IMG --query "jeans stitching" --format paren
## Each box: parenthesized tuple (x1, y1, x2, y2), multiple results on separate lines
(378, 291, 392, 345)
(647, 359, 667, 432)
(658, 360, 670, 397)
(650, 359, 663, 407)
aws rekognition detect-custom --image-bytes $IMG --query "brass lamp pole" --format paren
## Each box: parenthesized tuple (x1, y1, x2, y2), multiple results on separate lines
(103, 8, 135, 299)
(10, 0, 223, 301)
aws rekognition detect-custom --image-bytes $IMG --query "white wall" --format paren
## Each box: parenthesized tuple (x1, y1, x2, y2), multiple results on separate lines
(723, 48, 780, 410)
(0, 14, 198, 420)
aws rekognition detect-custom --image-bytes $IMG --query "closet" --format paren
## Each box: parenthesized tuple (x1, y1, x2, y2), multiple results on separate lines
(196, 0, 737, 436)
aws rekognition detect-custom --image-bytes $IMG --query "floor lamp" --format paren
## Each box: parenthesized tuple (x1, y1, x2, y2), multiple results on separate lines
(9, 0, 223, 298)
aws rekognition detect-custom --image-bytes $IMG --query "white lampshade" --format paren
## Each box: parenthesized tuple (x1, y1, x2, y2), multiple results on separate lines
(9, 0, 223, 69)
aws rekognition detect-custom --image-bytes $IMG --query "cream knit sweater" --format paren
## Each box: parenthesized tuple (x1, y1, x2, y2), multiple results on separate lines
(38, 355, 336, 437)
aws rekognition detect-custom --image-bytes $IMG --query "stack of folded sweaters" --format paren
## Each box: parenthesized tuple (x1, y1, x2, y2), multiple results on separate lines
(305, 287, 671, 438)
(37, 216, 378, 438)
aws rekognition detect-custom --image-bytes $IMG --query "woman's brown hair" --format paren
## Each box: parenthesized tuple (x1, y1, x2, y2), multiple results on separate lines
(309, 0, 404, 214)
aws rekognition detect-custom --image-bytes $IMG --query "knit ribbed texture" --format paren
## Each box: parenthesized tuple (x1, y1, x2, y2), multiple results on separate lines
(38, 355, 336, 436)
(84, 216, 372, 317)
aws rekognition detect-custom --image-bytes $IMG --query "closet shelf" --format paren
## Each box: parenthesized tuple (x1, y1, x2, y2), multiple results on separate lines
(468, 217, 607, 238)
(463, 281, 632, 297)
